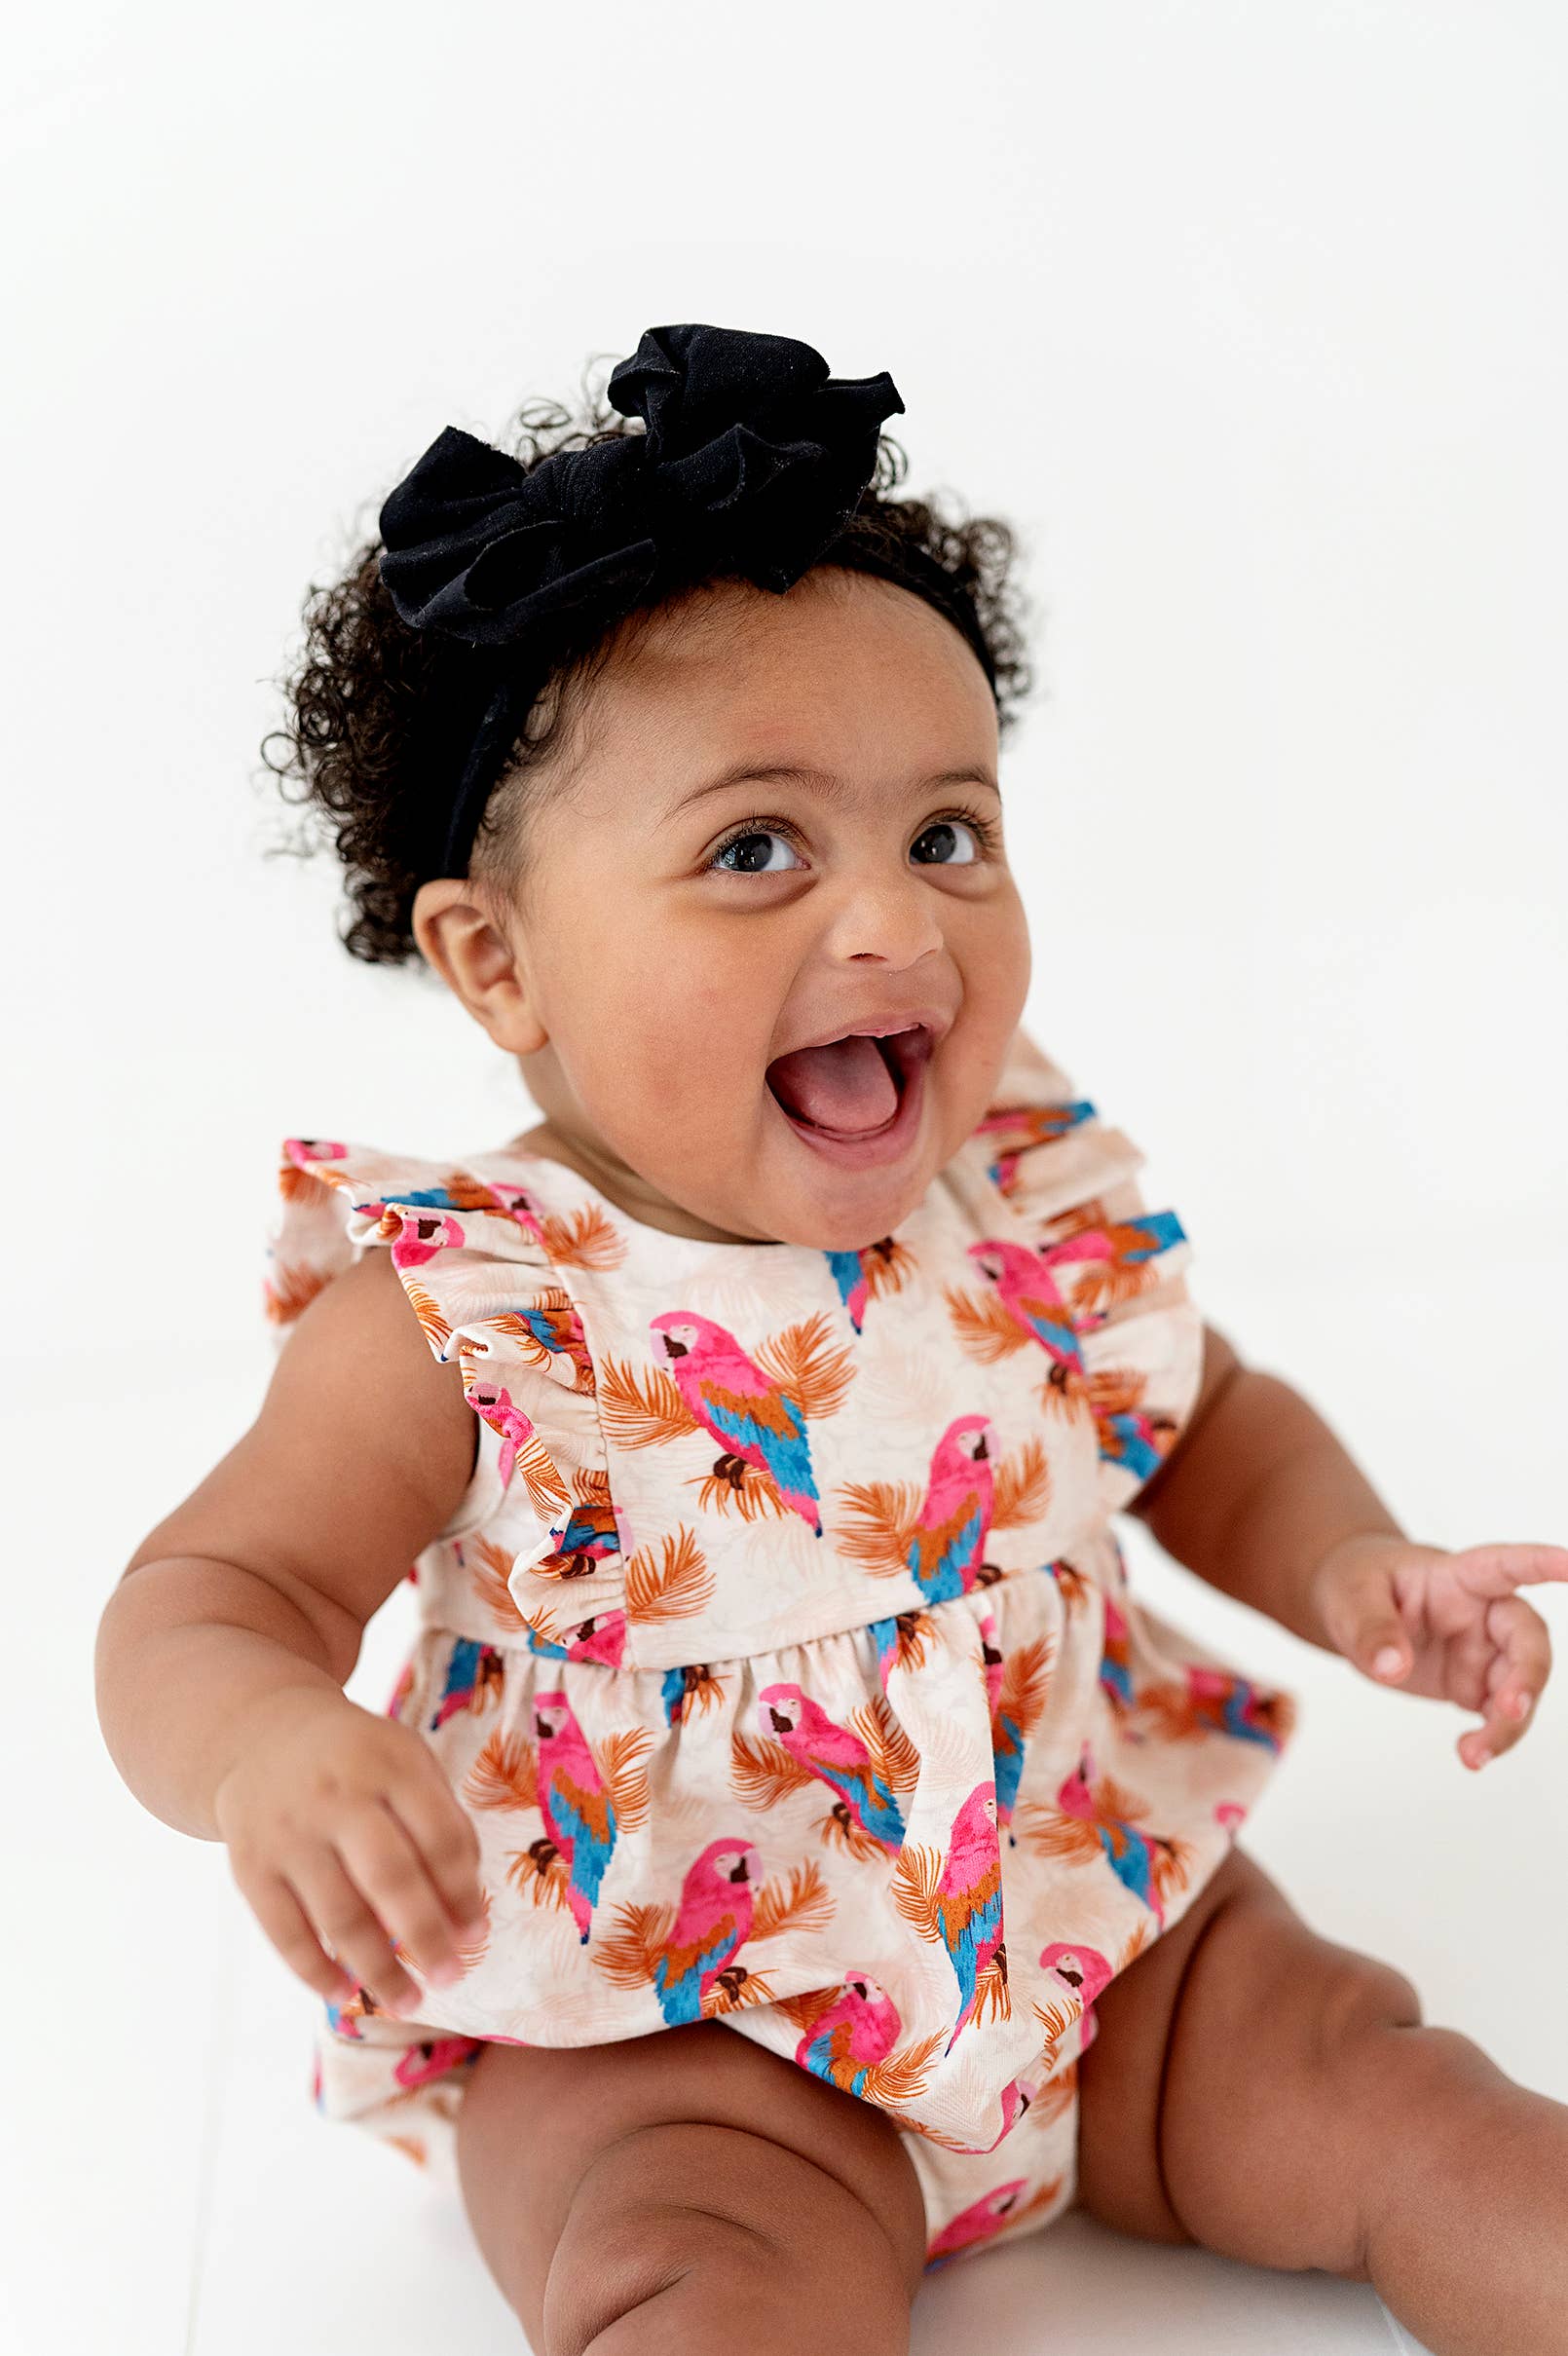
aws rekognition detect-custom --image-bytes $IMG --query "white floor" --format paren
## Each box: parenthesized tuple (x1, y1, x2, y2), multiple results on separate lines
(11, 1262, 1564, 2355)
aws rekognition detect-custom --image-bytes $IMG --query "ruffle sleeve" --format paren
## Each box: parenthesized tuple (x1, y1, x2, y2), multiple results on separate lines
(260, 1138, 609, 1587)
(975, 1031, 1204, 1516)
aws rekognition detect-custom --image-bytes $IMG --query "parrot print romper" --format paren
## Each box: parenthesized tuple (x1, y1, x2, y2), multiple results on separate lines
(261, 1024, 1299, 2271)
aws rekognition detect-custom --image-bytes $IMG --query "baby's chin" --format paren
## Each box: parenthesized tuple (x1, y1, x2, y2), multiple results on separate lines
(724, 1086, 950, 1251)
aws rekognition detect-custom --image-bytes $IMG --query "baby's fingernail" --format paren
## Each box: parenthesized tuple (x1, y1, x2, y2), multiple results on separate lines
(1512, 1692, 1532, 1718)
(1373, 1646, 1404, 1677)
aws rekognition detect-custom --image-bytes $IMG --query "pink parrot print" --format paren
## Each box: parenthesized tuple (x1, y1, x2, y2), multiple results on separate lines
(429, 1637, 505, 1729)
(978, 1612, 1053, 1837)
(541, 1489, 622, 1579)
(756, 1682, 908, 1853)
(525, 1608, 628, 1669)
(923, 2173, 1064, 2270)
(972, 1094, 1094, 1197)
(792, 1969, 902, 2093)
(533, 1692, 623, 1943)
(650, 1311, 822, 1533)
(1030, 1743, 1191, 1922)
(463, 1380, 538, 1492)
(1036, 1938, 1116, 2057)
(1135, 1664, 1295, 1754)
(392, 2036, 484, 2091)
(648, 1837, 763, 2024)
(1099, 1589, 1143, 1731)
(907, 1415, 996, 1604)
(965, 1237, 1080, 1379)
(892, 1781, 1007, 2055)
(824, 1247, 873, 1334)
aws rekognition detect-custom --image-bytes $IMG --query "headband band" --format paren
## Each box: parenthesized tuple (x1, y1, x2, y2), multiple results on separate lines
(377, 322, 995, 876)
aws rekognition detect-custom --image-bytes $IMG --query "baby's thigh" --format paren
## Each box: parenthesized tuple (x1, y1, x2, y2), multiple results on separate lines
(1075, 1841, 1422, 2273)
(456, 2021, 927, 2353)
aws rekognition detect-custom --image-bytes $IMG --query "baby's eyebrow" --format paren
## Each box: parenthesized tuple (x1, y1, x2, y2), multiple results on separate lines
(666, 762, 1000, 816)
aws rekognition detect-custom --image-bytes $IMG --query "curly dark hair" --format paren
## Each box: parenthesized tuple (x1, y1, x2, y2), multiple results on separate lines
(260, 360, 1039, 966)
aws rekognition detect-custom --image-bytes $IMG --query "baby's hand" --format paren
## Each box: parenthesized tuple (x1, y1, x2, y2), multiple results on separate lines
(212, 1686, 487, 2014)
(1308, 1533, 1568, 1770)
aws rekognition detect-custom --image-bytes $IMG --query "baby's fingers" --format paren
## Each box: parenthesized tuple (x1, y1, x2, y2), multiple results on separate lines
(333, 1803, 477, 1994)
(387, 1766, 488, 1944)
(231, 1848, 416, 2013)
(1460, 1595, 1552, 1771)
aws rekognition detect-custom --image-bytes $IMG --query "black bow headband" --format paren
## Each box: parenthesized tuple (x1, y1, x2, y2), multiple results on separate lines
(377, 321, 995, 875)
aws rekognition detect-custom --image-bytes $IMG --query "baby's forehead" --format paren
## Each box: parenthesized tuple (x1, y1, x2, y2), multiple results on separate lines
(564, 574, 997, 807)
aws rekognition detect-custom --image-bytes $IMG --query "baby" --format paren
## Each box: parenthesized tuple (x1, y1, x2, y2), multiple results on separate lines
(95, 322, 1568, 2356)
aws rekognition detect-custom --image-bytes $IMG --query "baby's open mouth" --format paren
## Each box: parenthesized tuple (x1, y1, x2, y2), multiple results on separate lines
(765, 1025, 932, 1139)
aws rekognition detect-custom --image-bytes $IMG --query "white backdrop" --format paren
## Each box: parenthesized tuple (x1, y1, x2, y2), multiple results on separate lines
(5, 7, 1565, 2353)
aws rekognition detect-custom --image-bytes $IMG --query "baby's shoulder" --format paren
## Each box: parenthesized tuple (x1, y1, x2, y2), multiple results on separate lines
(263, 1130, 612, 1545)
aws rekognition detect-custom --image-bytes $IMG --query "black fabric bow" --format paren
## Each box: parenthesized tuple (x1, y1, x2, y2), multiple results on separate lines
(377, 322, 906, 645)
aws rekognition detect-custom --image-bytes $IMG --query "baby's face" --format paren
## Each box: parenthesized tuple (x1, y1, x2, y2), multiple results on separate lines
(474, 568, 1030, 1250)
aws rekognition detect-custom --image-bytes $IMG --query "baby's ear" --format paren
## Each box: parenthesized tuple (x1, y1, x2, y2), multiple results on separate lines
(410, 877, 548, 1054)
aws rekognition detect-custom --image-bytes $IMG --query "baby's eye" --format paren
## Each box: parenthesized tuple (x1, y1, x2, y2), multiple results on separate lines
(911, 816, 983, 866)
(711, 828, 803, 875)
(706, 814, 989, 880)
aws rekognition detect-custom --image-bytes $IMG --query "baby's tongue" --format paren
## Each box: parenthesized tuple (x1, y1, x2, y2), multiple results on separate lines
(767, 1034, 899, 1134)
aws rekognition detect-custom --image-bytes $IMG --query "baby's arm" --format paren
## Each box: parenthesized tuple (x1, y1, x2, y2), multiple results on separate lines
(1126, 1323, 1405, 1652)
(95, 1246, 478, 1840)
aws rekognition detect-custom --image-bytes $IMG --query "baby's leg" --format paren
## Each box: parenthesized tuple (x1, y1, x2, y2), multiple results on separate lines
(1075, 1842, 1568, 2356)
(454, 2020, 928, 2355)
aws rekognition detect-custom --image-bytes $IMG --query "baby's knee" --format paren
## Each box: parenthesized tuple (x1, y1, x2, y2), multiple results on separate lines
(1312, 1947, 1424, 2076)
(546, 2192, 773, 2354)
(542, 2120, 916, 2356)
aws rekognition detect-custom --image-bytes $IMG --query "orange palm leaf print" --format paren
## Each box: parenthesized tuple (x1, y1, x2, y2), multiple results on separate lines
(845, 1696, 921, 1794)
(624, 1525, 715, 1622)
(702, 1965, 782, 2016)
(835, 1477, 924, 1577)
(504, 1842, 573, 1915)
(750, 1859, 834, 1943)
(279, 1165, 334, 1208)
(858, 1233, 917, 1306)
(693, 1464, 797, 1524)
(537, 1203, 626, 1270)
(594, 1900, 678, 1990)
(262, 1260, 327, 1326)
(481, 1291, 595, 1392)
(1014, 1808, 1099, 1867)
(775, 1987, 835, 2036)
(821, 1810, 900, 1867)
(467, 1536, 529, 1633)
(403, 1280, 453, 1353)
(730, 1733, 816, 1810)
(997, 1635, 1054, 1737)
(1029, 2066, 1079, 2129)
(599, 1729, 653, 1834)
(755, 1312, 854, 1420)
(943, 1283, 1029, 1363)
(1054, 1559, 1093, 1614)
(858, 2029, 947, 2109)
(889, 1844, 945, 1941)
(464, 1730, 539, 1813)
(989, 1435, 1052, 1530)
(598, 1354, 700, 1449)
(970, 1952, 1012, 2030)
(504, 1426, 574, 1520)
(1060, 1223, 1174, 1321)
(1119, 1915, 1155, 1970)
(1031, 1994, 1084, 2052)
(1086, 1362, 1150, 1422)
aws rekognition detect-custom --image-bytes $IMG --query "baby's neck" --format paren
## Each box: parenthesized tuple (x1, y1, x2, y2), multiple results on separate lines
(512, 1118, 770, 1246)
